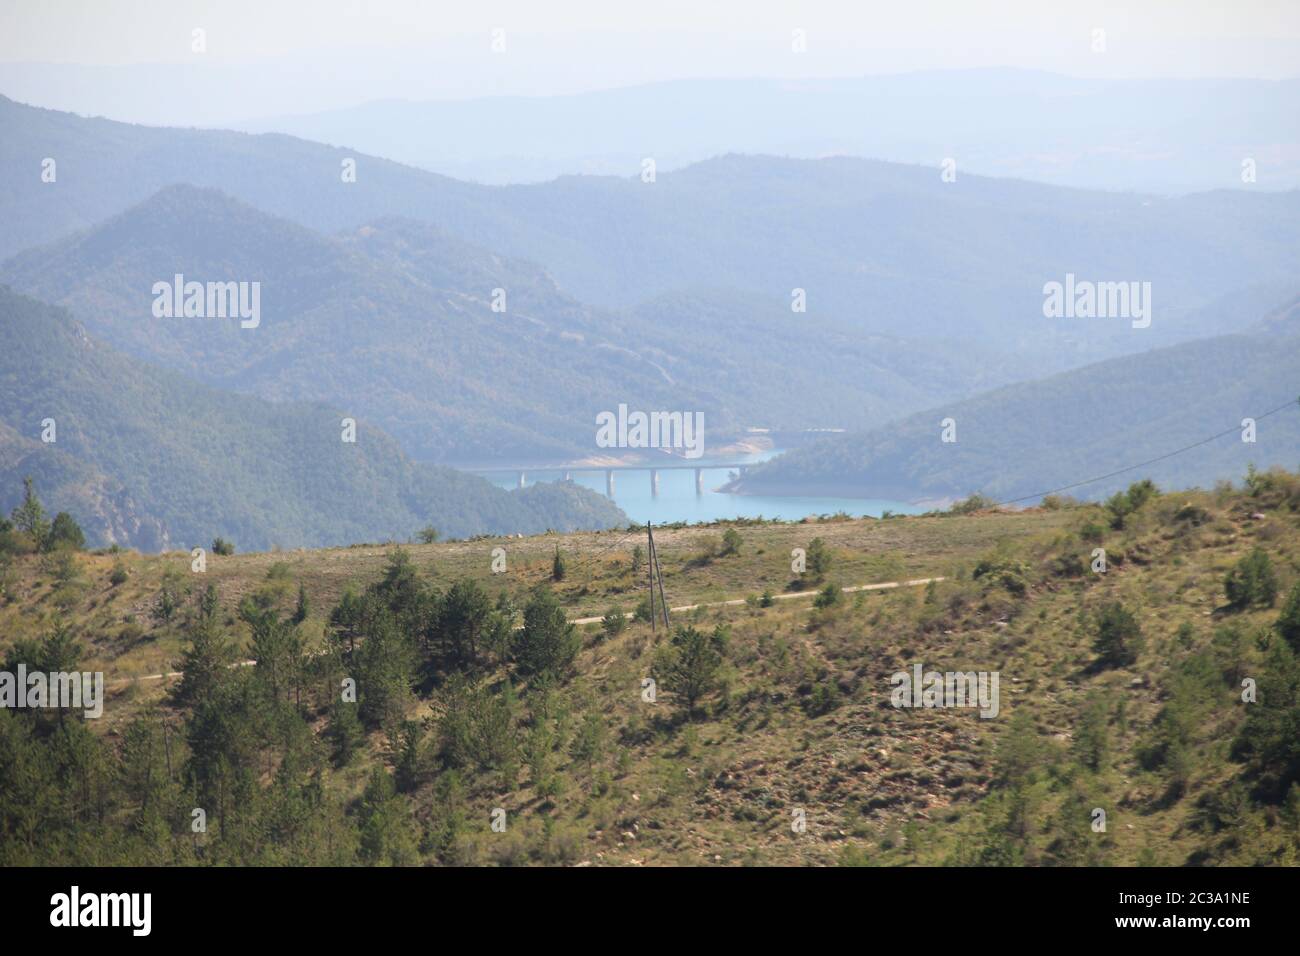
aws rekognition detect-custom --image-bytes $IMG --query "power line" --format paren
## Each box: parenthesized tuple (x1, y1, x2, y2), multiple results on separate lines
(994, 397, 1298, 507)
(555, 526, 640, 583)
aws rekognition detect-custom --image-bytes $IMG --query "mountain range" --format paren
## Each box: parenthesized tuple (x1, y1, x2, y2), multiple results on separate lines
(7, 68, 1297, 192)
(4, 92, 1297, 360)
(2, 90, 1298, 532)
(0, 184, 1014, 460)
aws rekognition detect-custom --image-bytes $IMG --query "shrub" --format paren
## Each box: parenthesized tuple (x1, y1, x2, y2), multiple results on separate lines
(47, 512, 86, 551)
(211, 537, 235, 556)
(692, 536, 719, 565)
(1040, 494, 1077, 510)
(720, 527, 742, 557)
(813, 582, 841, 608)
(806, 537, 832, 580)
(948, 493, 997, 515)
(633, 597, 654, 623)
(1105, 479, 1159, 529)
(1048, 552, 1085, 578)
(1231, 638, 1300, 802)
(1079, 519, 1106, 544)
(973, 554, 1030, 595)
(1224, 548, 1278, 610)
(1244, 462, 1275, 497)
(600, 606, 627, 639)
(109, 562, 129, 587)
(1093, 602, 1143, 669)
(803, 680, 841, 717)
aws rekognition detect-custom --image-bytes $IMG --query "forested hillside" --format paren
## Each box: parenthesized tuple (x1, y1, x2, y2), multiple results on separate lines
(734, 299, 1300, 504)
(0, 287, 626, 550)
(0, 185, 1014, 456)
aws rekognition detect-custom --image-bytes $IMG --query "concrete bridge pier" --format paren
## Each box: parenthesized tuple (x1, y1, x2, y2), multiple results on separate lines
(517, 471, 526, 489)
(650, 469, 660, 497)
(694, 467, 704, 495)
(605, 469, 615, 498)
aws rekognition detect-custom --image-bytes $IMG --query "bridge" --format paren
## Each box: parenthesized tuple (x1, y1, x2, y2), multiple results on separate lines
(472, 461, 754, 497)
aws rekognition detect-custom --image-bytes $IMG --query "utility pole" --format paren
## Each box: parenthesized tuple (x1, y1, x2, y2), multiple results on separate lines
(647, 522, 670, 631)
(647, 521, 656, 633)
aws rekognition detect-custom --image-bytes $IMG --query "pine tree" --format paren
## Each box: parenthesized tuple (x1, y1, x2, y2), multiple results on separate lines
(570, 708, 607, 790)
(327, 697, 364, 767)
(806, 537, 832, 580)
(357, 768, 418, 865)
(292, 583, 309, 625)
(436, 579, 492, 671)
(173, 586, 234, 706)
(1232, 638, 1300, 802)
(10, 476, 49, 548)
(514, 587, 579, 677)
(654, 624, 727, 718)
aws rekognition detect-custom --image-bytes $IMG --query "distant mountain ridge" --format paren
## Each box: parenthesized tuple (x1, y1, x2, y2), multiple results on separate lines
(7, 68, 1297, 191)
(3, 93, 1297, 371)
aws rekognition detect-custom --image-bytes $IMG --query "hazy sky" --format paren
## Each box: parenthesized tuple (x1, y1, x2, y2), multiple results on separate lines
(1, 0, 1297, 125)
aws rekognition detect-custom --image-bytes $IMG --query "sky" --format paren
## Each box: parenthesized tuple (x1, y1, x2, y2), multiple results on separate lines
(0, 0, 1297, 126)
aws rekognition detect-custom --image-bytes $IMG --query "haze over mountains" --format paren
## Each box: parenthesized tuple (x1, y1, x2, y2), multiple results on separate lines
(6, 67, 1295, 192)
(0, 184, 1008, 461)
(5, 92, 1298, 364)
(235, 72, 1300, 192)
(5, 93, 1298, 355)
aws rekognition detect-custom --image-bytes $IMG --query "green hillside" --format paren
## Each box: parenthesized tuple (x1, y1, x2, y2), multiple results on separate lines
(2, 468, 1298, 866)
(734, 300, 1300, 504)
(0, 286, 626, 550)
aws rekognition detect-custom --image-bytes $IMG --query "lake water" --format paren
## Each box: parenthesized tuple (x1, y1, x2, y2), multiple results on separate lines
(473, 450, 923, 525)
